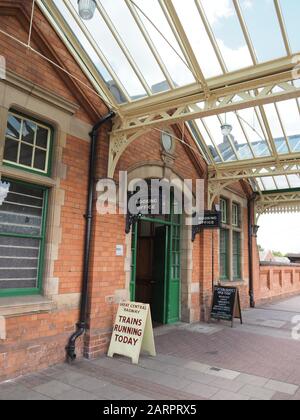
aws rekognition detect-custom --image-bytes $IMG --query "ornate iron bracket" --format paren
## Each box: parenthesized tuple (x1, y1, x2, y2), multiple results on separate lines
(125, 212, 142, 234)
(192, 224, 203, 242)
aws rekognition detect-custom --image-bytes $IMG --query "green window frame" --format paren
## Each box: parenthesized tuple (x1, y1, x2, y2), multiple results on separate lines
(3, 110, 53, 177)
(220, 198, 228, 224)
(233, 231, 242, 280)
(0, 178, 49, 297)
(220, 228, 229, 280)
(220, 200, 243, 282)
(232, 202, 240, 227)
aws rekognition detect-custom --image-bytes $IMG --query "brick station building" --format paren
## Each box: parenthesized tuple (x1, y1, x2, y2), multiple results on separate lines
(0, 1, 298, 382)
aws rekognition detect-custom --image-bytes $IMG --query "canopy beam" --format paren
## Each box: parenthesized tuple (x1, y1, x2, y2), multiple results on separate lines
(113, 76, 300, 136)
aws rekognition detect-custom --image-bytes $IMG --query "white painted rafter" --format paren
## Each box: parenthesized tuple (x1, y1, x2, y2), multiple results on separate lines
(113, 77, 300, 136)
(208, 160, 300, 182)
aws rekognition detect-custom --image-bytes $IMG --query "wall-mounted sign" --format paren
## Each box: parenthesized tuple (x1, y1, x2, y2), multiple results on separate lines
(108, 302, 156, 364)
(116, 245, 124, 257)
(192, 211, 221, 241)
(210, 286, 243, 328)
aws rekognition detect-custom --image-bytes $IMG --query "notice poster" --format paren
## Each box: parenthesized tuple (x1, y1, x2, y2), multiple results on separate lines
(107, 302, 156, 365)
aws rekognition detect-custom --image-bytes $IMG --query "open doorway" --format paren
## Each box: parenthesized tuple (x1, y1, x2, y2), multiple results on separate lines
(135, 221, 167, 325)
(131, 217, 181, 326)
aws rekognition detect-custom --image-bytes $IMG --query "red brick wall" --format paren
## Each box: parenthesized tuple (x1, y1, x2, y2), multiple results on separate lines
(256, 264, 300, 304)
(0, 310, 83, 382)
(55, 135, 89, 295)
(0, 1, 106, 381)
(0, 134, 92, 382)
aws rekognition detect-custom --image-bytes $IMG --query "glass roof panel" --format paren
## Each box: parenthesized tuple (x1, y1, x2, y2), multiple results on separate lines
(187, 121, 211, 163)
(273, 176, 289, 190)
(279, 0, 300, 53)
(276, 99, 300, 152)
(239, 0, 286, 62)
(172, 0, 223, 78)
(263, 103, 289, 155)
(287, 175, 300, 189)
(194, 119, 222, 163)
(236, 108, 271, 157)
(100, 0, 170, 94)
(191, 105, 278, 163)
(68, 0, 147, 100)
(134, 0, 195, 87)
(262, 177, 277, 191)
(200, 0, 253, 72)
(52, 0, 127, 104)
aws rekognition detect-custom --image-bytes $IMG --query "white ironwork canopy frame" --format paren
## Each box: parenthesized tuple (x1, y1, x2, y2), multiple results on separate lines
(36, 0, 300, 216)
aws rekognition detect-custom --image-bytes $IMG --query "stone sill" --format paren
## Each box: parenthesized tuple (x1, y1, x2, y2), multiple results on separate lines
(0, 296, 54, 318)
(219, 280, 246, 287)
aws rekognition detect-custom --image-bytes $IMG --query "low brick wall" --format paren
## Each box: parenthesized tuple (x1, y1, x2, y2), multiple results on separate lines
(257, 263, 300, 304)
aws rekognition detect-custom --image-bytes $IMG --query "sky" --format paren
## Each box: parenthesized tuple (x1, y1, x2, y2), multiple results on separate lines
(258, 214, 300, 254)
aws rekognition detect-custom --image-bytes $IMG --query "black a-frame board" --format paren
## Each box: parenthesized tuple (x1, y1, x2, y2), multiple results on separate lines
(210, 286, 243, 328)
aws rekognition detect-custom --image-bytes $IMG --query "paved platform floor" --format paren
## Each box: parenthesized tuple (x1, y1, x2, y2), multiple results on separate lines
(1, 296, 300, 400)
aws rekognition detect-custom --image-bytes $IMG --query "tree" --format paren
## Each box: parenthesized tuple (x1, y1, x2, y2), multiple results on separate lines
(272, 251, 284, 257)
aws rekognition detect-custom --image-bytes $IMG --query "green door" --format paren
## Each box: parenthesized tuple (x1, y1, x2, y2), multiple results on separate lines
(152, 226, 168, 324)
(166, 223, 181, 324)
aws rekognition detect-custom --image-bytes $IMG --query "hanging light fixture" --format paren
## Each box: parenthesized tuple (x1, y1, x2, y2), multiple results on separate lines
(221, 124, 233, 136)
(0, 181, 10, 206)
(220, 113, 233, 137)
(78, 0, 96, 20)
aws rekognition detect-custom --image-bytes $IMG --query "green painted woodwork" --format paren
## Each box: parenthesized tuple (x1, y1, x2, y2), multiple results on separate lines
(220, 228, 229, 281)
(152, 226, 168, 324)
(0, 178, 49, 297)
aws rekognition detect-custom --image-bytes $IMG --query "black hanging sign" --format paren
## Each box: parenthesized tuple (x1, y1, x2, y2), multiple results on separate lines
(210, 286, 243, 328)
(125, 191, 162, 234)
(192, 211, 221, 241)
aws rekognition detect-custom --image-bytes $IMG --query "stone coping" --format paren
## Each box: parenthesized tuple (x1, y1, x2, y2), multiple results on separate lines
(260, 262, 300, 268)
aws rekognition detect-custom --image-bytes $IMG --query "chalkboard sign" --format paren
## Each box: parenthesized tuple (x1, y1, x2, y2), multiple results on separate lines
(210, 286, 243, 327)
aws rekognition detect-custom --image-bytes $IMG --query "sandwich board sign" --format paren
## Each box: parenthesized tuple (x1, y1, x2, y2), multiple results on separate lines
(108, 302, 156, 364)
(210, 286, 243, 328)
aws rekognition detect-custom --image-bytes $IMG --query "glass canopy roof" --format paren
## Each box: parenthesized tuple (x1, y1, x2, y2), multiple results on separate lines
(189, 97, 300, 163)
(40, 0, 300, 104)
(37, 0, 300, 193)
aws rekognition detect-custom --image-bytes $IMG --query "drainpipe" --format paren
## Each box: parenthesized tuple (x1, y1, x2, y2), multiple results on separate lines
(248, 194, 256, 308)
(66, 111, 115, 362)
